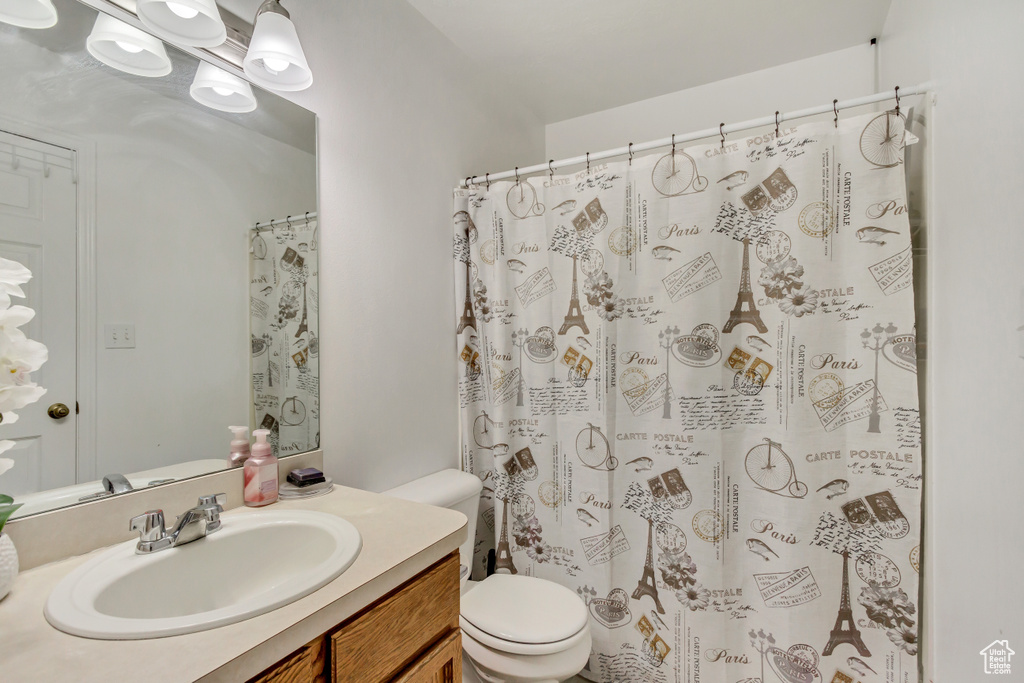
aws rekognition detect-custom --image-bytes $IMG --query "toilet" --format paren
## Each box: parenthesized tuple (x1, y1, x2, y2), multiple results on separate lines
(385, 469, 592, 683)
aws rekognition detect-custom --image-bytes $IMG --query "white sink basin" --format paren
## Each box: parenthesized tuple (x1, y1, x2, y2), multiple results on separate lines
(45, 509, 362, 639)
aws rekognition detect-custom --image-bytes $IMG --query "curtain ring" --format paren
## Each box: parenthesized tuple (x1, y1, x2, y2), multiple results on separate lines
(515, 167, 520, 186)
(485, 173, 490, 189)
(833, 99, 839, 128)
(775, 111, 780, 137)
(465, 176, 472, 188)
(720, 123, 725, 149)
(586, 153, 590, 172)
(628, 142, 633, 165)
(549, 160, 555, 180)
(254, 221, 261, 233)
(671, 134, 676, 155)
(894, 85, 901, 116)
(286, 215, 293, 229)
(305, 212, 310, 224)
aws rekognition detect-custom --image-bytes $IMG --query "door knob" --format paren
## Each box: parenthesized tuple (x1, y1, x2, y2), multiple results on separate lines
(47, 403, 70, 420)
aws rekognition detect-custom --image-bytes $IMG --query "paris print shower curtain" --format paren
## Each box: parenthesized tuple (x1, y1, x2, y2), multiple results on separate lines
(453, 111, 921, 682)
(250, 216, 320, 456)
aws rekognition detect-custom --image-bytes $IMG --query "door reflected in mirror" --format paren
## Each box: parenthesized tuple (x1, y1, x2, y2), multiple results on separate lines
(0, 0, 318, 518)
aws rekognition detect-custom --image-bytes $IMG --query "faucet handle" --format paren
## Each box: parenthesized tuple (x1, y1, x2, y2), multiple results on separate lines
(130, 510, 171, 553)
(197, 493, 227, 533)
(197, 493, 226, 509)
(130, 510, 165, 538)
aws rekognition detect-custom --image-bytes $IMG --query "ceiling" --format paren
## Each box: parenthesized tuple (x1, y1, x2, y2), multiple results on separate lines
(406, 0, 893, 123)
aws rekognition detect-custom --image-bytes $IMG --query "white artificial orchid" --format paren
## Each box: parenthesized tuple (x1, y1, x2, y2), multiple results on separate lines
(0, 257, 31, 293)
(0, 258, 30, 312)
(0, 305, 35, 331)
(0, 325, 48, 414)
(0, 258, 48, 514)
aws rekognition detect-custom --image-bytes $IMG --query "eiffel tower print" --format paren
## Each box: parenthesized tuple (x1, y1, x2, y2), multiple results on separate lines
(494, 497, 518, 574)
(294, 281, 308, 339)
(558, 254, 589, 336)
(823, 549, 871, 657)
(457, 257, 477, 335)
(631, 518, 665, 614)
(723, 237, 768, 334)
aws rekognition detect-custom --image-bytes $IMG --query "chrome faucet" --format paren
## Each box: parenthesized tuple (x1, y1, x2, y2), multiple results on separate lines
(103, 473, 134, 494)
(78, 473, 135, 502)
(129, 493, 226, 554)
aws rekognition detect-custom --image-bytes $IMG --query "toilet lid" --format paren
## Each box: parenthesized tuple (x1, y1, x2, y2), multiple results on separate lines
(460, 574, 588, 644)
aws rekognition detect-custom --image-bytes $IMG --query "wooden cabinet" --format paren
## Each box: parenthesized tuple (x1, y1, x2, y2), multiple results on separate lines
(249, 636, 326, 683)
(391, 631, 461, 683)
(248, 552, 461, 683)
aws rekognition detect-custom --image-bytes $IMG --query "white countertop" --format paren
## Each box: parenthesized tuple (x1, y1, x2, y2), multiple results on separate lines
(0, 485, 467, 683)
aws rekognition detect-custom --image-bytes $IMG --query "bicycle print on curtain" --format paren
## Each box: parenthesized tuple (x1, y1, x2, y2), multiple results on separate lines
(250, 216, 319, 456)
(454, 111, 921, 683)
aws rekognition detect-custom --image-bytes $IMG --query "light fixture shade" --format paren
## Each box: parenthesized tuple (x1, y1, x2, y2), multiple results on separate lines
(136, 0, 226, 48)
(86, 13, 172, 78)
(190, 61, 257, 113)
(0, 0, 58, 29)
(242, 11, 311, 92)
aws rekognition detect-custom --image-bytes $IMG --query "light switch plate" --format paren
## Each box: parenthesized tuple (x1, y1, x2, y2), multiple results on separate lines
(104, 324, 135, 349)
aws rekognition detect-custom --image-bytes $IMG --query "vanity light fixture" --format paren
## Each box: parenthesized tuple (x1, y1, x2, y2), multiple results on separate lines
(190, 61, 257, 113)
(86, 13, 172, 77)
(136, 0, 226, 48)
(242, 0, 311, 92)
(0, 0, 58, 29)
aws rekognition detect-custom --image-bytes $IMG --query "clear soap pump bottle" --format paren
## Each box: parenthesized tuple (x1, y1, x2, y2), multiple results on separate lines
(244, 429, 278, 507)
(229, 425, 250, 467)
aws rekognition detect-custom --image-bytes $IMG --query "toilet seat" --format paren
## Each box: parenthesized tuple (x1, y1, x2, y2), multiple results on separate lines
(460, 615, 589, 656)
(460, 574, 589, 655)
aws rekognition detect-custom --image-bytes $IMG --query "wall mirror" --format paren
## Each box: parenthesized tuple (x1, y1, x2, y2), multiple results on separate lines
(0, 0, 319, 518)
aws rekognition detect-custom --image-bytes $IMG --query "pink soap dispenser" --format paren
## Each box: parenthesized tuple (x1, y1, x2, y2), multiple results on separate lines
(229, 426, 250, 467)
(244, 429, 278, 507)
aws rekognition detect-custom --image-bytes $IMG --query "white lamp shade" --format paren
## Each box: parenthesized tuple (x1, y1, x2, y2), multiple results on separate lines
(0, 0, 58, 29)
(137, 0, 225, 48)
(86, 13, 172, 78)
(242, 11, 311, 92)
(190, 61, 257, 113)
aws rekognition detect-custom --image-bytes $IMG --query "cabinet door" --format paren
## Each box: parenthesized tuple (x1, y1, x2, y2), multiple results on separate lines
(392, 630, 461, 683)
(248, 635, 326, 683)
(330, 553, 459, 683)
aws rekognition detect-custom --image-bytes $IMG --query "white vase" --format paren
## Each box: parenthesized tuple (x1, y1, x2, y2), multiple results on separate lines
(0, 532, 18, 600)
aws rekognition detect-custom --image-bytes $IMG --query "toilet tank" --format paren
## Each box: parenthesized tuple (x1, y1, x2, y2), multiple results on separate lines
(383, 469, 482, 580)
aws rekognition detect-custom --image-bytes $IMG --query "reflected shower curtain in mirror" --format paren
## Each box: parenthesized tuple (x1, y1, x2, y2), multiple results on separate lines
(250, 215, 319, 456)
(453, 112, 921, 682)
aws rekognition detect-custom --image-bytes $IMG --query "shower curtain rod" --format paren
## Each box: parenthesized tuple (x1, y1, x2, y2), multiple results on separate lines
(461, 83, 932, 187)
(252, 211, 318, 232)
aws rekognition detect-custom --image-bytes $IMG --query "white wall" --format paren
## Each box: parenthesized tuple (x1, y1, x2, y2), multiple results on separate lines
(545, 44, 877, 160)
(279, 1, 545, 492)
(879, 1, 1024, 680)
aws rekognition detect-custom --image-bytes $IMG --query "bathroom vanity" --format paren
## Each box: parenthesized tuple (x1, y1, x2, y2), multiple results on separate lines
(253, 552, 461, 683)
(0, 485, 466, 682)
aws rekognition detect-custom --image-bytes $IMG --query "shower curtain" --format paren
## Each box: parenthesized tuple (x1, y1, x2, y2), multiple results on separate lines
(453, 112, 921, 683)
(250, 215, 319, 456)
